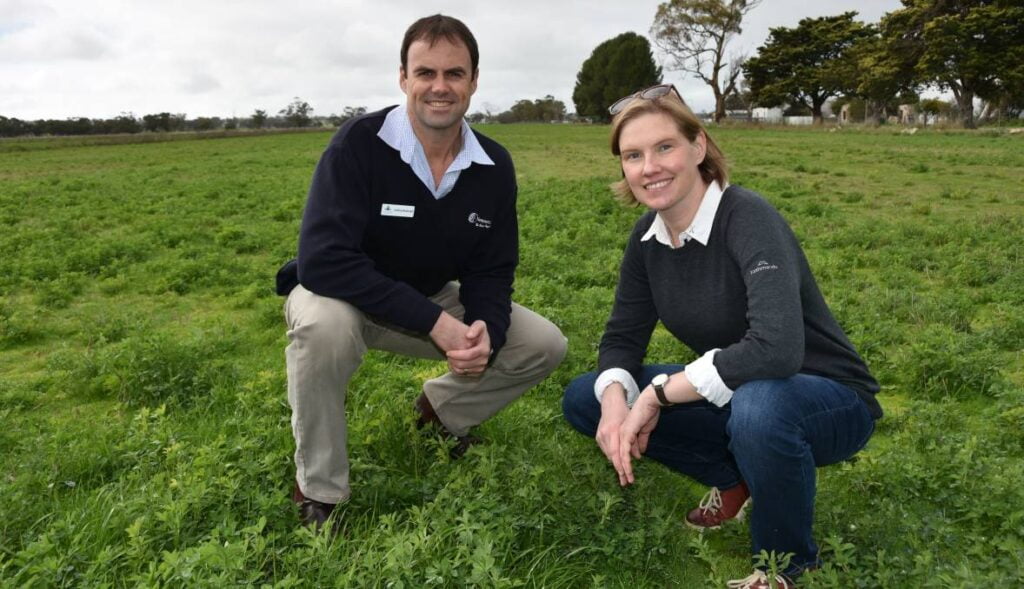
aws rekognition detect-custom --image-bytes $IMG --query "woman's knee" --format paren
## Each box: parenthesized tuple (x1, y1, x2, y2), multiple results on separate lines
(726, 380, 793, 450)
(562, 373, 599, 435)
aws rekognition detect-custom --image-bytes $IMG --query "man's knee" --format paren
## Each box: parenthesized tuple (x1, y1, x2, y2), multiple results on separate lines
(534, 323, 568, 373)
(287, 288, 367, 358)
(500, 311, 567, 374)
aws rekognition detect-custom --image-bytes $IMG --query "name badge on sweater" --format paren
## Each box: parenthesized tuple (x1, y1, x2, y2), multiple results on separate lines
(381, 203, 415, 218)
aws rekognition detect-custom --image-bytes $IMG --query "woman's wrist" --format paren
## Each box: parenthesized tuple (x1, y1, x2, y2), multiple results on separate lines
(649, 371, 701, 405)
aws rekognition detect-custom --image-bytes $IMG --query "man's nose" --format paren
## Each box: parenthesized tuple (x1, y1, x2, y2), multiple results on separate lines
(430, 77, 450, 94)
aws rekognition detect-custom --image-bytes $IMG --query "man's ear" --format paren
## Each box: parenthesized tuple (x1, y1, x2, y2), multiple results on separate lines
(399, 66, 407, 94)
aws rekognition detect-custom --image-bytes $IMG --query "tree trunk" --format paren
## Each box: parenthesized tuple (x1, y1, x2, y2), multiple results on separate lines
(953, 88, 975, 129)
(714, 91, 726, 123)
(866, 100, 883, 126)
(812, 98, 824, 125)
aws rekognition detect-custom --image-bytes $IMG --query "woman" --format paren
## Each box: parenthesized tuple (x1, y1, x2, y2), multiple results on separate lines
(561, 85, 882, 589)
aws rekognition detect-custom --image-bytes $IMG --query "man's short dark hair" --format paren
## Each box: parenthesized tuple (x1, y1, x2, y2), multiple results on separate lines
(400, 14, 479, 75)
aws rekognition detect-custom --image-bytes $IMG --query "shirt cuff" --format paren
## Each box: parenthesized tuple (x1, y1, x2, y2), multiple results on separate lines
(594, 368, 641, 407)
(685, 349, 734, 407)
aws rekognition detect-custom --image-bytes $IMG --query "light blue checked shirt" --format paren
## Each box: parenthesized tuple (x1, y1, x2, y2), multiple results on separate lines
(377, 105, 494, 199)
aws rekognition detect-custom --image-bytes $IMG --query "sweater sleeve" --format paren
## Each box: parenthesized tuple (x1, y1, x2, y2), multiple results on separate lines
(713, 197, 805, 388)
(297, 135, 443, 334)
(598, 221, 659, 384)
(458, 164, 517, 355)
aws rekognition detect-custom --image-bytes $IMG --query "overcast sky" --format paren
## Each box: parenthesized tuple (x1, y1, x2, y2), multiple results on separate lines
(1, 0, 904, 121)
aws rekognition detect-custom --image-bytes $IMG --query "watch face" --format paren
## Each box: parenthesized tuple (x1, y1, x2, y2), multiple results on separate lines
(653, 374, 668, 387)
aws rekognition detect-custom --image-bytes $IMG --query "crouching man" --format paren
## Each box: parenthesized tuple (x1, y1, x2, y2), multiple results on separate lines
(275, 14, 567, 533)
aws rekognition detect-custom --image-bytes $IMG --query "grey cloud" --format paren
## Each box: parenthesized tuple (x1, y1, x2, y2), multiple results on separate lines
(182, 71, 222, 94)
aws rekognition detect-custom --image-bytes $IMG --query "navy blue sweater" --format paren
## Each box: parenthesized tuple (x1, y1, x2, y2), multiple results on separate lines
(276, 107, 519, 353)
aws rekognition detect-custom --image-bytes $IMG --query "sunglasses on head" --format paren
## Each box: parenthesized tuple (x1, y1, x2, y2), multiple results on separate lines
(608, 84, 685, 116)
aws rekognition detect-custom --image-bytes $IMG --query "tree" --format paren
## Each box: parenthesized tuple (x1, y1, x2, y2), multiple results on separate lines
(328, 106, 367, 127)
(92, 112, 141, 134)
(191, 117, 220, 131)
(744, 12, 874, 124)
(723, 78, 755, 118)
(279, 98, 314, 128)
(0, 116, 30, 137)
(918, 97, 947, 124)
(573, 32, 662, 123)
(142, 112, 186, 133)
(533, 95, 567, 122)
(847, 32, 918, 124)
(250, 109, 268, 129)
(499, 96, 568, 123)
(881, 0, 1024, 128)
(651, 0, 761, 123)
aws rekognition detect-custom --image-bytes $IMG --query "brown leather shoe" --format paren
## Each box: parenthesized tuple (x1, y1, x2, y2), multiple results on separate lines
(414, 392, 483, 459)
(685, 481, 750, 530)
(292, 482, 341, 536)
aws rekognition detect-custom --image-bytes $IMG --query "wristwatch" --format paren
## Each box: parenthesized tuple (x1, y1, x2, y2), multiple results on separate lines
(652, 373, 672, 406)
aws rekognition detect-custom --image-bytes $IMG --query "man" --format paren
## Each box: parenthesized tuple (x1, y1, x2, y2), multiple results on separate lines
(275, 14, 567, 533)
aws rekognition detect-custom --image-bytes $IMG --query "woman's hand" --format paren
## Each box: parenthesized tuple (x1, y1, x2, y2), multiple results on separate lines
(596, 383, 631, 486)
(617, 388, 662, 485)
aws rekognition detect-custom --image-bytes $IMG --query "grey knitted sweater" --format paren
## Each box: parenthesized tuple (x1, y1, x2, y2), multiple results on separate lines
(598, 185, 882, 418)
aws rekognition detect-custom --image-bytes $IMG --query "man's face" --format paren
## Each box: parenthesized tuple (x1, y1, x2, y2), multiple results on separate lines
(400, 37, 477, 135)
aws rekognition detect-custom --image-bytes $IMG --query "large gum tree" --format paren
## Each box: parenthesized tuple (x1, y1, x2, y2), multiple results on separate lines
(650, 0, 762, 123)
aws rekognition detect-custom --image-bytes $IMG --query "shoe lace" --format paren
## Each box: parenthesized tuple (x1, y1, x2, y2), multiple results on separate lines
(698, 486, 723, 515)
(726, 570, 789, 589)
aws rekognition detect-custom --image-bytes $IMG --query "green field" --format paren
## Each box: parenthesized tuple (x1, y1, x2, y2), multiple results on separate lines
(1, 125, 1022, 587)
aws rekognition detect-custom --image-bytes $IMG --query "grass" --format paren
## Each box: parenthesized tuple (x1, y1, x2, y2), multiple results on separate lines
(1, 124, 1023, 587)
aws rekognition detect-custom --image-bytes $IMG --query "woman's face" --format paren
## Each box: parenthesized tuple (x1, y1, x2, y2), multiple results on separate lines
(617, 112, 707, 215)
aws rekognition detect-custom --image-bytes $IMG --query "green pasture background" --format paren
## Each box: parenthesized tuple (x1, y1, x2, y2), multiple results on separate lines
(1, 125, 1022, 587)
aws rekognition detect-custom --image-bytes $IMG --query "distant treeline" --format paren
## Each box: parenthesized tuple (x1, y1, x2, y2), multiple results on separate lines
(0, 94, 576, 139)
(0, 98, 371, 139)
(0, 112, 341, 139)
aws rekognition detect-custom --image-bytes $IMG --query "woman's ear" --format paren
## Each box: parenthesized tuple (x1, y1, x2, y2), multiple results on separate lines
(694, 132, 707, 164)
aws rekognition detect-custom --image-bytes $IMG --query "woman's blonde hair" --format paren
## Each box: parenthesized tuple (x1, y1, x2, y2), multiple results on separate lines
(608, 93, 728, 205)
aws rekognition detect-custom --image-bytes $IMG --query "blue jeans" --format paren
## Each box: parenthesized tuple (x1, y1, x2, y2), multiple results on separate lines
(562, 364, 876, 574)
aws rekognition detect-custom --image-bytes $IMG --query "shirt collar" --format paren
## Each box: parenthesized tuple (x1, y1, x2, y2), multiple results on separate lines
(641, 180, 726, 248)
(377, 104, 494, 168)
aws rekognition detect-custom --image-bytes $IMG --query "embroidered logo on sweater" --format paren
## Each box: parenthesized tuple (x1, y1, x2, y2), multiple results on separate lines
(749, 260, 779, 275)
(467, 212, 492, 229)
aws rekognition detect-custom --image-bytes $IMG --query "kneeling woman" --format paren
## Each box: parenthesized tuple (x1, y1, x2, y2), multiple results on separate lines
(561, 86, 882, 589)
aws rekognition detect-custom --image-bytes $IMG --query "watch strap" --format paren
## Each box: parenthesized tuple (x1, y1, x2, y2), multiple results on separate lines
(653, 376, 672, 407)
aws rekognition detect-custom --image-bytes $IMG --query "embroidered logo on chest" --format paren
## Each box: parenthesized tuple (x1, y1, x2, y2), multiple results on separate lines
(467, 212, 492, 229)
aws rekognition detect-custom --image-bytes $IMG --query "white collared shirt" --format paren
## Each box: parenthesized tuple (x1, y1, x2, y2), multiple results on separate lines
(377, 105, 494, 199)
(594, 180, 735, 408)
(640, 179, 725, 248)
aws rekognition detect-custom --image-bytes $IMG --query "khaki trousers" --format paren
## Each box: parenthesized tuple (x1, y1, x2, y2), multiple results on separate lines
(285, 282, 567, 504)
